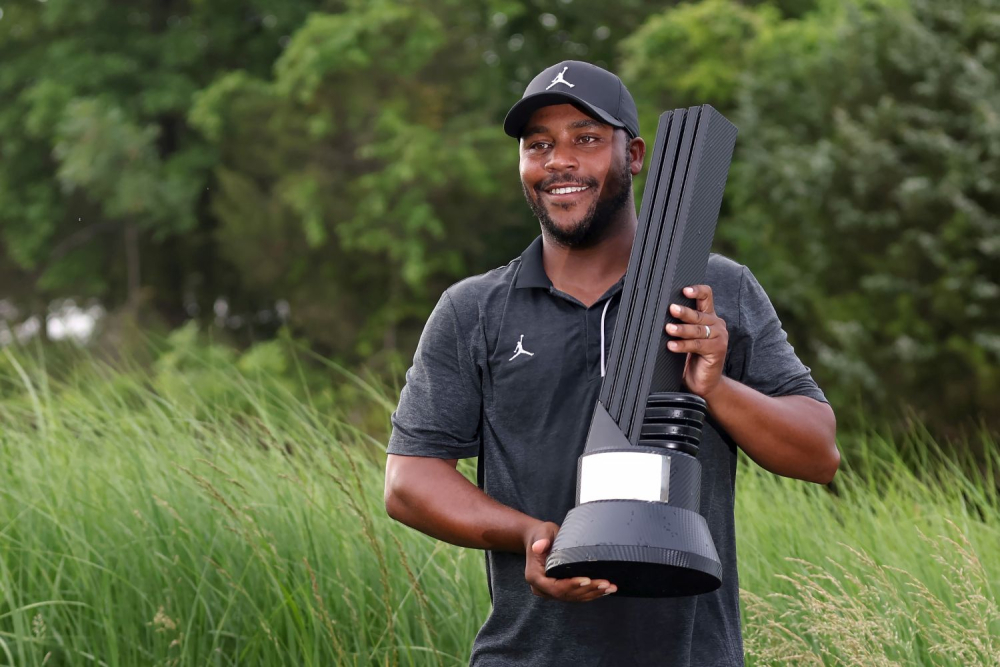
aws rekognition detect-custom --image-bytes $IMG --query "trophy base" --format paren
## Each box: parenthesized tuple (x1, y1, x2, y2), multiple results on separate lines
(545, 500, 722, 598)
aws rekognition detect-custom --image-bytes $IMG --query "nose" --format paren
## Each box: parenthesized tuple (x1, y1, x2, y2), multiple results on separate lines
(545, 141, 578, 173)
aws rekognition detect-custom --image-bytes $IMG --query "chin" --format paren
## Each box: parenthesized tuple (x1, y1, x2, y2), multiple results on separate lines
(546, 199, 587, 219)
(549, 216, 587, 235)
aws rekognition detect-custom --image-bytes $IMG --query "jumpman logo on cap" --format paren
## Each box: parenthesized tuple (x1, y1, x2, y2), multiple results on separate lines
(508, 334, 535, 361)
(545, 66, 575, 90)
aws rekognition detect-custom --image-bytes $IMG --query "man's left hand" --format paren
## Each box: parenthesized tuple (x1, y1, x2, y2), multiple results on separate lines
(665, 285, 728, 400)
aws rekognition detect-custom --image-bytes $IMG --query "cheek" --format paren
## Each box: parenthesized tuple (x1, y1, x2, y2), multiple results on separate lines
(519, 158, 543, 189)
(594, 163, 615, 194)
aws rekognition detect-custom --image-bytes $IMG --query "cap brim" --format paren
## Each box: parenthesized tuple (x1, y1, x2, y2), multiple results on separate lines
(503, 91, 626, 139)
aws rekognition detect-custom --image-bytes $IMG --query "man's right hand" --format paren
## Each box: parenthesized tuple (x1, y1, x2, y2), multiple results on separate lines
(523, 521, 617, 601)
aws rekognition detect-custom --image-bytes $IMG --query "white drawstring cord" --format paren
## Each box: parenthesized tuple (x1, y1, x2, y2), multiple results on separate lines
(600, 297, 612, 377)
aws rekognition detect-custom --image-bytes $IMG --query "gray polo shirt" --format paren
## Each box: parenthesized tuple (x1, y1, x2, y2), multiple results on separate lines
(387, 234, 829, 667)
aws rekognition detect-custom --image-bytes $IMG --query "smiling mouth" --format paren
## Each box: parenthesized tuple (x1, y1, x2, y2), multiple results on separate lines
(544, 184, 591, 197)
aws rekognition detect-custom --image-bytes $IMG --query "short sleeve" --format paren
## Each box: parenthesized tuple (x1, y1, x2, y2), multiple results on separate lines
(726, 265, 829, 404)
(386, 290, 483, 459)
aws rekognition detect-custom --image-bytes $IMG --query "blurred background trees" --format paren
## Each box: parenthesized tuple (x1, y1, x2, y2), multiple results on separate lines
(1, 0, 997, 434)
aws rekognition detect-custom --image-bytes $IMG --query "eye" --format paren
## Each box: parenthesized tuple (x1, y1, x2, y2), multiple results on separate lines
(527, 141, 551, 151)
(578, 135, 600, 144)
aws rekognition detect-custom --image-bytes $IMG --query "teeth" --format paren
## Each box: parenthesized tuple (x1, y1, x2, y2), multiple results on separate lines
(549, 186, 588, 195)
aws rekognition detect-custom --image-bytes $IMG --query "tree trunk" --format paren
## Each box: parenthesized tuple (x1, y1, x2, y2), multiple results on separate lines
(124, 222, 141, 317)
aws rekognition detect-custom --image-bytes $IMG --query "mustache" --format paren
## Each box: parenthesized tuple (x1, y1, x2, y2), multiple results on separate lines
(535, 175, 599, 192)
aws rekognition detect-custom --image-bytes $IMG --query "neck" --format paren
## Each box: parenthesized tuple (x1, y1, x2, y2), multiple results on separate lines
(541, 206, 637, 302)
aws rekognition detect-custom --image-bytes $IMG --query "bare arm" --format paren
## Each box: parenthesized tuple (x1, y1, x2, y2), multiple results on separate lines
(384, 454, 617, 600)
(384, 454, 537, 553)
(667, 283, 840, 485)
(705, 377, 839, 484)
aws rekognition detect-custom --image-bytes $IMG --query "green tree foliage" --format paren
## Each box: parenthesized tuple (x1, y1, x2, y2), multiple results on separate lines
(619, 0, 780, 199)
(189, 0, 668, 358)
(622, 0, 775, 113)
(0, 0, 996, 431)
(191, 0, 507, 357)
(618, 0, 1000, 430)
(719, 0, 1000, 428)
(0, 0, 318, 324)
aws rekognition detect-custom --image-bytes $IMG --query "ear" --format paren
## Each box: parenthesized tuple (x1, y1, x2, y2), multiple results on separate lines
(628, 136, 646, 176)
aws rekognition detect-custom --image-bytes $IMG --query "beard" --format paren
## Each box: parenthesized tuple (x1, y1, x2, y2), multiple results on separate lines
(522, 151, 633, 250)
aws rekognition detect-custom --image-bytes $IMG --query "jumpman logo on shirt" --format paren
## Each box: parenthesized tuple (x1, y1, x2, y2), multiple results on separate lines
(508, 334, 535, 361)
(545, 66, 575, 90)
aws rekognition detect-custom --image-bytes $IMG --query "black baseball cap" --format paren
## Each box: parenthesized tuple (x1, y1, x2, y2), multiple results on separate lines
(504, 60, 640, 140)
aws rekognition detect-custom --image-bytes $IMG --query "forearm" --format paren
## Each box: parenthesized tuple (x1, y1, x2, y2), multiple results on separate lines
(384, 454, 540, 553)
(703, 376, 839, 484)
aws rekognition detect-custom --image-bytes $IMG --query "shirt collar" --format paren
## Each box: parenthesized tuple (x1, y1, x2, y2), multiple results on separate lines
(514, 234, 628, 301)
(514, 235, 551, 289)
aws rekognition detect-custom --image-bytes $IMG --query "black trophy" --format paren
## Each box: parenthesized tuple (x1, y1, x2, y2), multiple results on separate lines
(545, 105, 738, 598)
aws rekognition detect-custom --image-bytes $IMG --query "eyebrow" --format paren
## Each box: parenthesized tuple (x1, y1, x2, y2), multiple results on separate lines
(521, 118, 610, 139)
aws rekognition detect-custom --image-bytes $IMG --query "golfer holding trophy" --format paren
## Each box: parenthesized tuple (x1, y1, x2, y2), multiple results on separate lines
(385, 60, 839, 667)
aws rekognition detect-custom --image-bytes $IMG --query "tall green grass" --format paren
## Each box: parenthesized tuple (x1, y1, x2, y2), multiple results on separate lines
(737, 425, 999, 665)
(0, 337, 996, 665)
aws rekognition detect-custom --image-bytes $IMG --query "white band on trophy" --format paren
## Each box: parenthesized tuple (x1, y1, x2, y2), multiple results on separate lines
(578, 451, 670, 504)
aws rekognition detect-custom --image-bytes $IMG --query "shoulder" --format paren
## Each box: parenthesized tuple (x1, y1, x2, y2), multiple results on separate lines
(444, 256, 519, 312)
(705, 252, 746, 325)
(705, 252, 745, 291)
(435, 255, 521, 350)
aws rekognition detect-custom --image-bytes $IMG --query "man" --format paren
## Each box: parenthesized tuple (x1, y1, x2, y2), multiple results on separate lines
(384, 60, 839, 666)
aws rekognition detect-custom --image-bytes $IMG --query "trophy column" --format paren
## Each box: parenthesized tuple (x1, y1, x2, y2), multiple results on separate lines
(543, 104, 738, 598)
